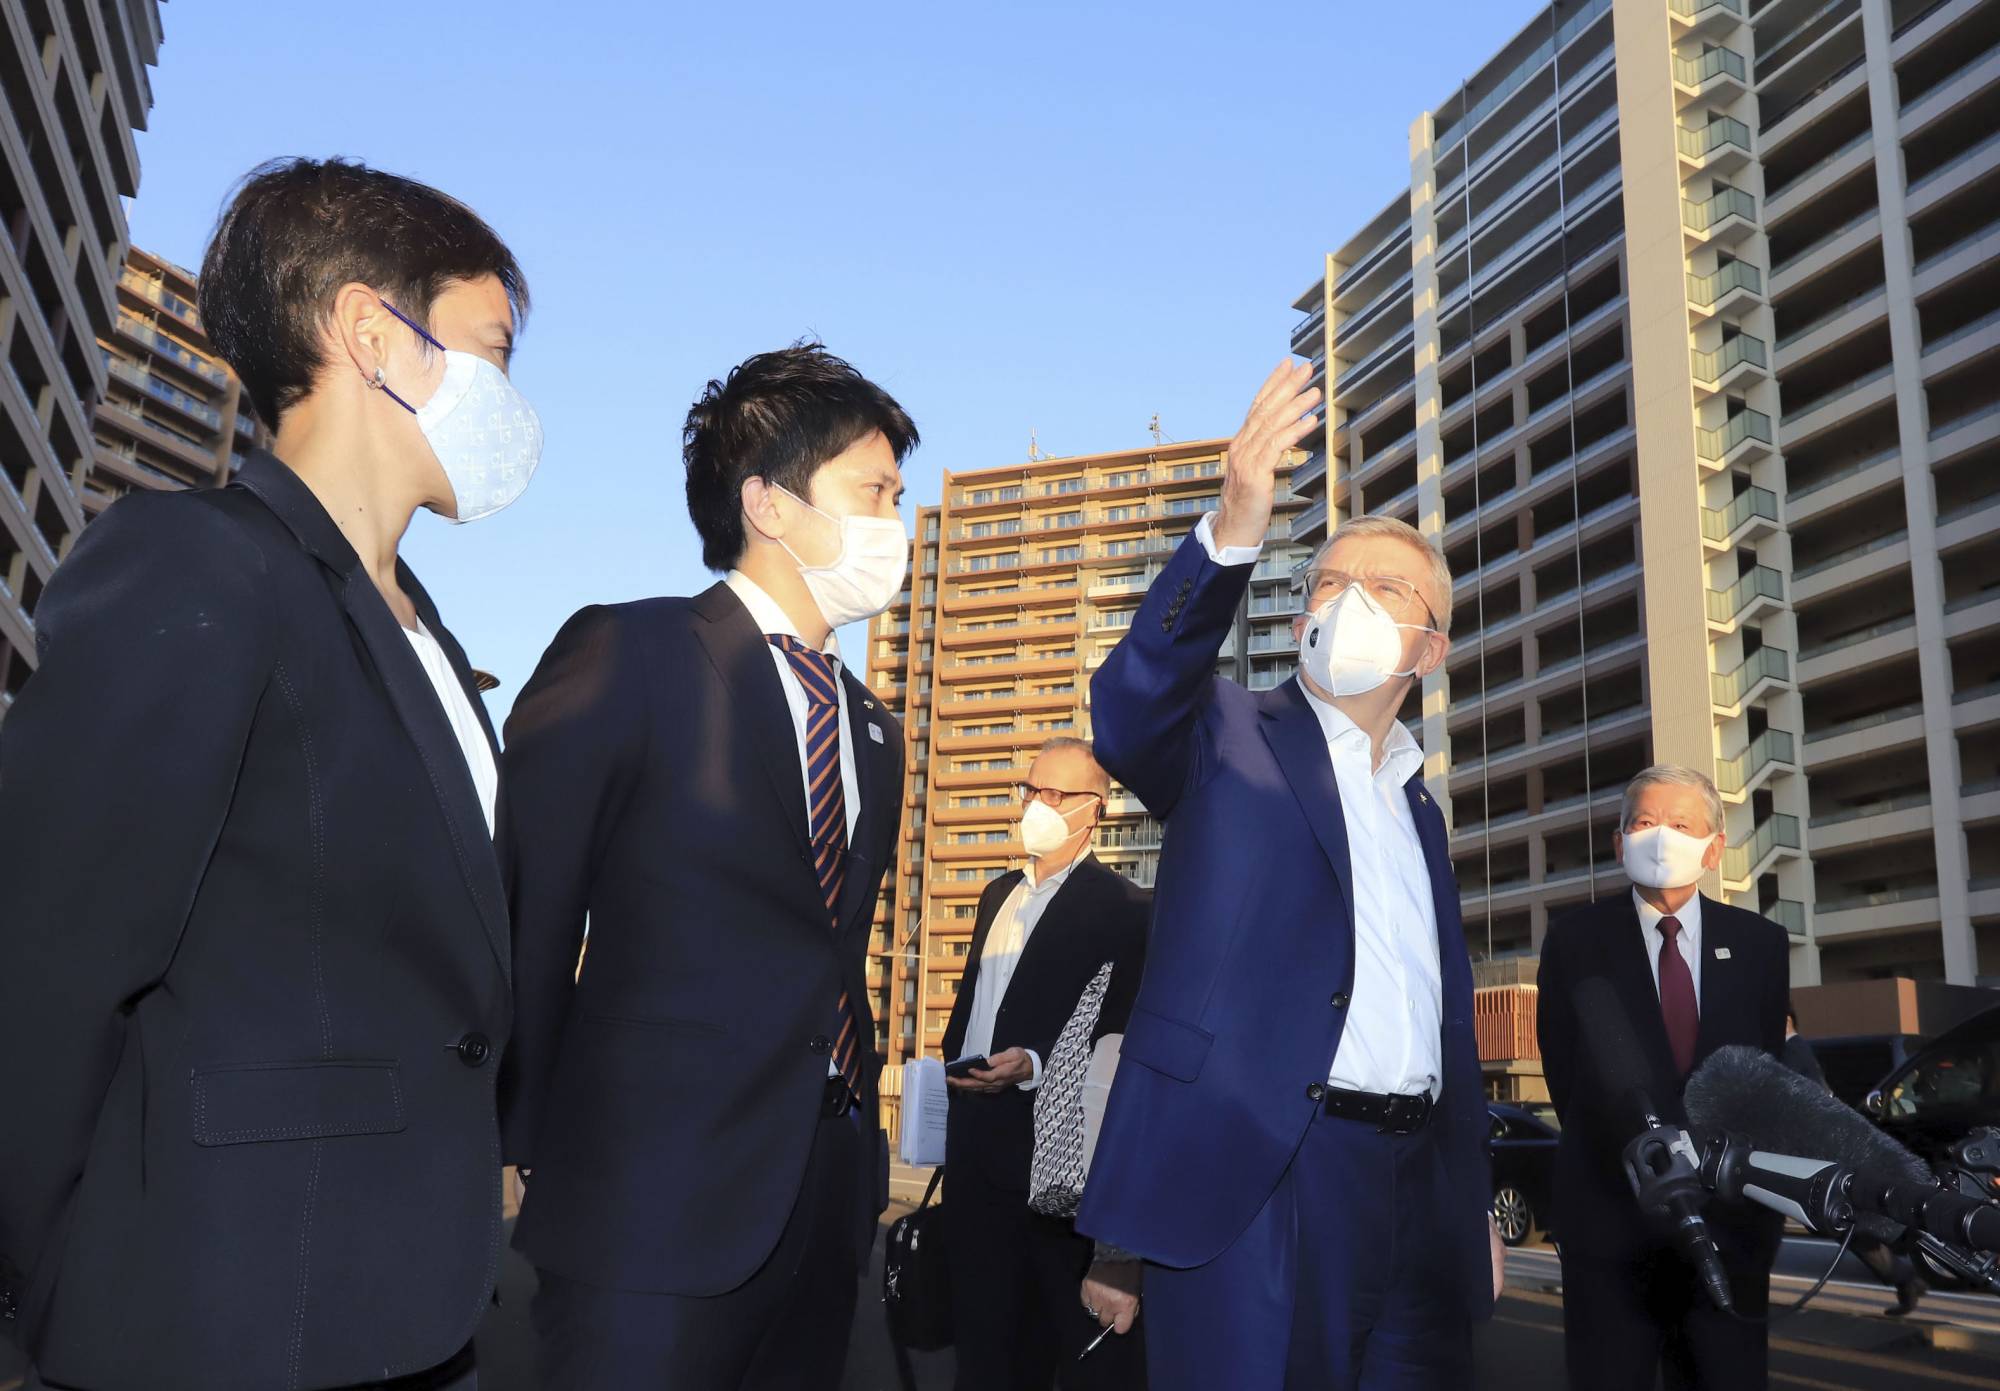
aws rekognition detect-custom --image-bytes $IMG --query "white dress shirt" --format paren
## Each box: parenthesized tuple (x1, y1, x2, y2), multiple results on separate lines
(726, 571, 862, 1079)
(1633, 889, 1704, 1010)
(402, 620, 497, 836)
(958, 850, 1091, 1092)
(1196, 512, 1444, 1098)
(725, 571, 860, 841)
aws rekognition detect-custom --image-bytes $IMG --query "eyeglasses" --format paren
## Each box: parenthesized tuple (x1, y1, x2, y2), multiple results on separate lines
(1303, 568, 1438, 627)
(1017, 781, 1104, 808)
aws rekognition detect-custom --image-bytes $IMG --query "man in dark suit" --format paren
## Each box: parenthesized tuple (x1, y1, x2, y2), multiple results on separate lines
(0, 159, 530, 1389)
(498, 345, 913, 1388)
(1076, 363, 1501, 1390)
(939, 737, 1150, 1391)
(1537, 764, 1792, 1390)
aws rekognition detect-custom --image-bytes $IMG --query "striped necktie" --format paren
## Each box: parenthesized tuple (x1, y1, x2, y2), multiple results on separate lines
(767, 634, 863, 1105)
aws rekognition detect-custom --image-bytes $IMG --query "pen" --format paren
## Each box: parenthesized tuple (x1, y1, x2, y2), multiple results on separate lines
(1078, 1323, 1114, 1361)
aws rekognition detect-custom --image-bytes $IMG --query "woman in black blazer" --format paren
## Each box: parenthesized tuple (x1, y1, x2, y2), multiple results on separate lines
(0, 158, 539, 1391)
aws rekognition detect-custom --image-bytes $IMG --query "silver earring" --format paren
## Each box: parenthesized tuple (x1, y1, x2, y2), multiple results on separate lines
(371, 367, 386, 388)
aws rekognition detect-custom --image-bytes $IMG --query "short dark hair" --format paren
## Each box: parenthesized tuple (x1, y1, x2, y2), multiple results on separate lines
(682, 342, 918, 571)
(198, 157, 529, 429)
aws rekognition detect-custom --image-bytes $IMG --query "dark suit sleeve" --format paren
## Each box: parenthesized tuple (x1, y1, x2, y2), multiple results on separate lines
(1093, 884, 1152, 1044)
(1536, 924, 1577, 1122)
(497, 606, 647, 1167)
(1758, 917, 1789, 1060)
(1087, 529, 1253, 818)
(0, 495, 271, 1292)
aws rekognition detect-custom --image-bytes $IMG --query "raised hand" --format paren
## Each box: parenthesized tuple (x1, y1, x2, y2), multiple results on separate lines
(1211, 360, 1322, 551)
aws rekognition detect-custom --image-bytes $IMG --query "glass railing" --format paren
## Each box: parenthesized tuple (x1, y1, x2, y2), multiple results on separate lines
(1923, 305, 2000, 358)
(1758, 0, 1862, 78)
(1783, 362, 1893, 424)
(234, 413, 257, 439)
(1706, 564, 1785, 622)
(1701, 485, 1779, 541)
(1696, 408, 1772, 460)
(1805, 700, 1924, 745)
(1678, 116, 1753, 160)
(1787, 447, 1898, 503)
(1794, 527, 1908, 580)
(1799, 615, 1915, 662)
(1768, 899, 1807, 936)
(1675, 46, 1748, 87)
(1776, 284, 1886, 351)
(1716, 728, 1797, 795)
(1769, 131, 1871, 208)
(1773, 207, 1877, 278)
(1670, 0, 1745, 19)
(1722, 813, 1801, 883)
(1683, 185, 1757, 233)
(1817, 883, 1938, 914)
(1908, 127, 2000, 199)
(1809, 790, 1929, 828)
(1687, 259, 1762, 307)
(101, 349, 223, 428)
(1433, 0, 1612, 150)
(1711, 645, 1791, 706)
(116, 315, 229, 385)
(119, 270, 202, 325)
(1691, 334, 1768, 382)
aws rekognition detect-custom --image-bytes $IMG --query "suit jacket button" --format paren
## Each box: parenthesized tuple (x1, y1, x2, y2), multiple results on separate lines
(810, 1035, 832, 1056)
(1331, 992, 1351, 1009)
(1306, 1082, 1326, 1103)
(455, 1032, 491, 1067)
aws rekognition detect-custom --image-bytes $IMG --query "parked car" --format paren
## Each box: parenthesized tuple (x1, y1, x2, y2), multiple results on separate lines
(1808, 1033, 1926, 1110)
(1865, 1004, 2000, 1169)
(1488, 1102, 1559, 1247)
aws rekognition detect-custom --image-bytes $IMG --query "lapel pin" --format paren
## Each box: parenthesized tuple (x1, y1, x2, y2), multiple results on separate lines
(868, 724, 885, 744)
(864, 699, 875, 710)
(1714, 947, 1731, 961)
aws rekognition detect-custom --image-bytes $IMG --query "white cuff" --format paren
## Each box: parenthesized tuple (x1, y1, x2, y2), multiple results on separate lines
(1016, 1049, 1044, 1092)
(1195, 511, 1262, 567)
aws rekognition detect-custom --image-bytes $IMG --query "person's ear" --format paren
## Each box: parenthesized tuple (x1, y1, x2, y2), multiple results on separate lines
(741, 476, 788, 545)
(1612, 830, 1624, 862)
(330, 282, 397, 389)
(1704, 833, 1726, 872)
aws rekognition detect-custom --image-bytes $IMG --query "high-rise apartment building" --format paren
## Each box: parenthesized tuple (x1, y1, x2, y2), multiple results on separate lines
(863, 441, 1309, 1101)
(1288, 0, 2000, 993)
(1, 0, 163, 713)
(89, 246, 266, 516)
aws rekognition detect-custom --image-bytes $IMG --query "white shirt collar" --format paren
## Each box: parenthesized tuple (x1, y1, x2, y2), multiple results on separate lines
(1297, 677, 1424, 786)
(1024, 848, 1091, 895)
(1633, 889, 1703, 947)
(725, 570, 841, 664)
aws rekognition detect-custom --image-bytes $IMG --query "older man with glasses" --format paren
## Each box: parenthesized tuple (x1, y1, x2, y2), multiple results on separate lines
(939, 736, 1152, 1390)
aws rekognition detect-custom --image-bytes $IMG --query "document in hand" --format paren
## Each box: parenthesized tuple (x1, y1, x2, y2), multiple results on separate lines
(899, 1057, 949, 1167)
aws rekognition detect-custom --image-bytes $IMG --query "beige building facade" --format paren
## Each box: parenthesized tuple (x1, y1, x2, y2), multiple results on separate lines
(862, 441, 1309, 1105)
(1288, 0, 2000, 989)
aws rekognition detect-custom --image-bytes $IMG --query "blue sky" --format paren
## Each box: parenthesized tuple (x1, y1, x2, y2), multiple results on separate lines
(129, 0, 1534, 719)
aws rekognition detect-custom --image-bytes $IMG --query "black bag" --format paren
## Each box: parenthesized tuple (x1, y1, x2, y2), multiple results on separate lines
(883, 1167, 952, 1351)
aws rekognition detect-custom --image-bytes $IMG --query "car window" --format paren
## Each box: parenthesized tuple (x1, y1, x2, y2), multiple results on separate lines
(1885, 1039, 2000, 1119)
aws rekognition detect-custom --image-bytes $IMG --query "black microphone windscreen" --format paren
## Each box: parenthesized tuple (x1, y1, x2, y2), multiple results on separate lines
(1685, 1044, 1929, 1185)
(1574, 976, 1656, 1122)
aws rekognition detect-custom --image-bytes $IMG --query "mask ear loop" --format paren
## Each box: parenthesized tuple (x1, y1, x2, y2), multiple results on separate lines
(371, 298, 444, 415)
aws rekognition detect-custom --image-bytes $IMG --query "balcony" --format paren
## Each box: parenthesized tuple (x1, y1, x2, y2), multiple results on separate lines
(1690, 334, 1769, 394)
(1721, 812, 1802, 888)
(1683, 186, 1759, 245)
(1674, 45, 1750, 101)
(1706, 565, 1786, 627)
(1716, 728, 1798, 799)
(114, 315, 230, 387)
(1677, 115, 1754, 173)
(1701, 486, 1781, 548)
(1711, 644, 1792, 711)
(1768, 898, 1808, 938)
(1696, 408, 1774, 466)
(119, 269, 201, 327)
(1670, 0, 1746, 35)
(1686, 260, 1763, 317)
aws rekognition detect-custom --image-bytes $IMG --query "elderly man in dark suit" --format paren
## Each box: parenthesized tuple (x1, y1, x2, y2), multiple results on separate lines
(1537, 764, 1792, 1390)
(940, 736, 1150, 1390)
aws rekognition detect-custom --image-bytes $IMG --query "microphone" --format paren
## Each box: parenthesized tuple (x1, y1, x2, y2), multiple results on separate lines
(1574, 977, 1735, 1312)
(1687, 1045, 2000, 1255)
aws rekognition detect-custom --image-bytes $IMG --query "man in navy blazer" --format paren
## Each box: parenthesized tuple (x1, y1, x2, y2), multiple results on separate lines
(1076, 363, 1501, 1389)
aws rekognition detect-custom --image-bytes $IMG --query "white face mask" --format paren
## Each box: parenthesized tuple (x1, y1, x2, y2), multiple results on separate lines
(1622, 824, 1717, 889)
(1298, 585, 1430, 697)
(1021, 797, 1092, 857)
(772, 484, 910, 630)
(378, 301, 542, 525)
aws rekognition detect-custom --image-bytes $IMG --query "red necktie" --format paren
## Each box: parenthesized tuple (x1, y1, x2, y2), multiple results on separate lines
(768, 635, 863, 1105)
(1657, 915, 1699, 1077)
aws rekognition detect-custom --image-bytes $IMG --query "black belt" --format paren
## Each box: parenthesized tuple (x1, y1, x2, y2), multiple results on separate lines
(1321, 1084, 1434, 1134)
(822, 1075, 858, 1118)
